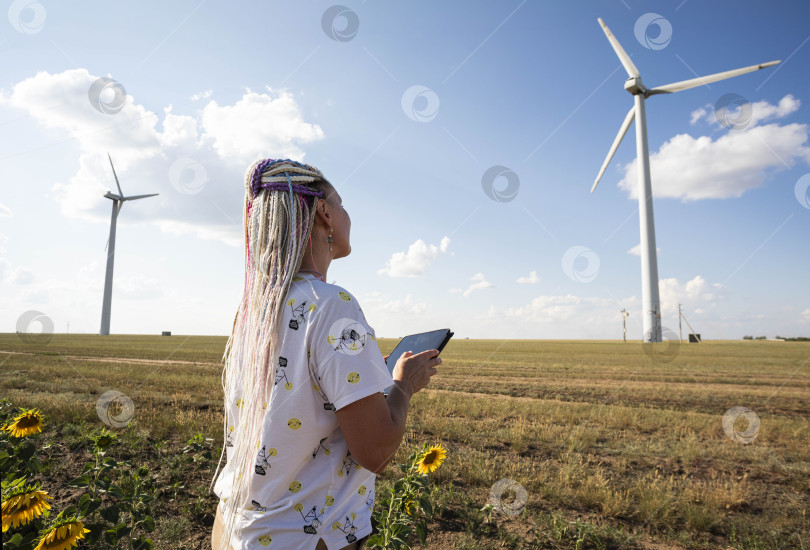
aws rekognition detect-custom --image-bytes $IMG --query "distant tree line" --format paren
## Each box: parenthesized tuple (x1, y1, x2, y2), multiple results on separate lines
(743, 335, 810, 341)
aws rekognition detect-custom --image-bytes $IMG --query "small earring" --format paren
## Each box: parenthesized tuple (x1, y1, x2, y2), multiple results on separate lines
(328, 232, 333, 252)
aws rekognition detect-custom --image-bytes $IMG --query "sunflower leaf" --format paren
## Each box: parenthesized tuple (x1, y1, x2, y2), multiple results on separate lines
(419, 496, 432, 516)
(415, 521, 428, 545)
(67, 474, 91, 488)
(100, 504, 120, 524)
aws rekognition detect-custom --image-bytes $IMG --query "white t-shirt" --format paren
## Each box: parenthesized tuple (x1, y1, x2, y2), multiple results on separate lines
(213, 273, 393, 550)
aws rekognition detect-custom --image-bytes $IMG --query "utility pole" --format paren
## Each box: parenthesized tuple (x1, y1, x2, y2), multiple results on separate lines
(678, 304, 683, 343)
(621, 309, 629, 342)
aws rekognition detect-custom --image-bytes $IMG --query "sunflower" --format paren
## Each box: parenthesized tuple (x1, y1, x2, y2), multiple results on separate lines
(34, 518, 91, 550)
(404, 500, 416, 516)
(415, 444, 446, 475)
(2, 408, 45, 438)
(2, 484, 53, 532)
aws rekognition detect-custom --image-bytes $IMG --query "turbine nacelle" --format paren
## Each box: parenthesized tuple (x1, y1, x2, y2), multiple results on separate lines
(624, 76, 647, 96)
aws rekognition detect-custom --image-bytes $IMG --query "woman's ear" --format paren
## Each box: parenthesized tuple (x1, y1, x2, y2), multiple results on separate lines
(314, 197, 332, 229)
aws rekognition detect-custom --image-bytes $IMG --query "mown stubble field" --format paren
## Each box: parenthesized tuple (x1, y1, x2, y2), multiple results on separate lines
(0, 333, 807, 549)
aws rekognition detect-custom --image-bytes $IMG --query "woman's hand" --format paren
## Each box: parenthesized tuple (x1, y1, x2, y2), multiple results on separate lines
(391, 349, 442, 396)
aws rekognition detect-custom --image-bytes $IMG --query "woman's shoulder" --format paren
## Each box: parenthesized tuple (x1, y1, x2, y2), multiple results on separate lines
(292, 275, 360, 307)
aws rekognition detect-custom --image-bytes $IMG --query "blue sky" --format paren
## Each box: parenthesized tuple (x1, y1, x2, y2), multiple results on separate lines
(1, 0, 809, 339)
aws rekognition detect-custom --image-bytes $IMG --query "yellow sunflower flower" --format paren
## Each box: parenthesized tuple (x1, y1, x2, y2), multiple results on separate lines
(416, 444, 446, 475)
(2, 408, 45, 438)
(404, 500, 416, 516)
(34, 519, 91, 550)
(2, 485, 53, 532)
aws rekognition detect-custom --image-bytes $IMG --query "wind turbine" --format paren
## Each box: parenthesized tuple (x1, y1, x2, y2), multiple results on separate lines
(100, 154, 158, 335)
(591, 17, 780, 343)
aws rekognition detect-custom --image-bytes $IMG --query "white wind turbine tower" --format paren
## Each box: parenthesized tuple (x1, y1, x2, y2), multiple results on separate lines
(591, 17, 780, 343)
(100, 154, 158, 335)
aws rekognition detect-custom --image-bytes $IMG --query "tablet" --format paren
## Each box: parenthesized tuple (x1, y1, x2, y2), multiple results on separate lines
(384, 328, 453, 394)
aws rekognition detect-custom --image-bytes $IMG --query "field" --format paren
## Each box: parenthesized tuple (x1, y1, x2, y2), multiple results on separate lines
(1, 333, 808, 549)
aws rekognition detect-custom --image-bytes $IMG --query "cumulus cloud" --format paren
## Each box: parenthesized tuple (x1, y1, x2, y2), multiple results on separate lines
(361, 292, 429, 315)
(658, 275, 725, 317)
(377, 237, 450, 278)
(690, 94, 801, 128)
(619, 95, 810, 201)
(0, 203, 13, 217)
(190, 89, 212, 101)
(627, 244, 661, 256)
(0, 69, 324, 246)
(516, 270, 541, 284)
(0, 258, 34, 285)
(800, 308, 810, 323)
(450, 272, 493, 298)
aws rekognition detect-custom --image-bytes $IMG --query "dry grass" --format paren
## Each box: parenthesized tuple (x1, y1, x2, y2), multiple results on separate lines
(1, 334, 808, 549)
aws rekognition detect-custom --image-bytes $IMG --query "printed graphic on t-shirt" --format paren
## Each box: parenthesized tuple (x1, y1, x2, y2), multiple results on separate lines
(313, 379, 335, 412)
(312, 437, 330, 459)
(255, 445, 277, 476)
(295, 503, 325, 535)
(275, 356, 293, 391)
(332, 512, 359, 544)
(288, 298, 317, 330)
(338, 450, 362, 478)
(327, 318, 370, 356)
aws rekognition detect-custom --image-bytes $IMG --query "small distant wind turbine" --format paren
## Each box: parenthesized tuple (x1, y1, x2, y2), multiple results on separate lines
(100, 154, 158, 336)
(591, 17, 780, 343)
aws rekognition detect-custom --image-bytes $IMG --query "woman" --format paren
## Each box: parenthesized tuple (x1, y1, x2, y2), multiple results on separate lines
(210, 159, 441, 550)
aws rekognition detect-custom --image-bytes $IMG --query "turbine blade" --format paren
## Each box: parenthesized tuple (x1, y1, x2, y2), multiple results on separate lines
(108, 153, 124, 197)
(123, 193, 159, 201)
(104, 237, 109, 252)
(598, 18, 640, 78)
(592, 106, 636, 193)
(647, 60, 781, 95)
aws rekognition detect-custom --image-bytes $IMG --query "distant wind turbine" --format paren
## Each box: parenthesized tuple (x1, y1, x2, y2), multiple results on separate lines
(100, 153, 158, 335)
(591, 17, 780, 343)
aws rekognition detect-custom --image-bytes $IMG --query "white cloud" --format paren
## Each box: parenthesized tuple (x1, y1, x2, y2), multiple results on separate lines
(800, 309, 810, 323)
(377, 237, 450, 278)
(117, 276, 164, 300)
(201, 87, 324, 164)
(658, 275, 725, 318)
(361, 292, 429, 315)
(691, 94, 801, 128)
(494, 294, 618, 324)
(0, 69, 324, 247)
(190, 89, 212, 101)
(0, 203, 12, 217)
(516, 270, 540, 284)
(620, 95, 810, 201)
(627, 244, 661, 256)
(450, 273, 493, 298)
(0, 258, 34, 285)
